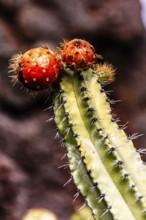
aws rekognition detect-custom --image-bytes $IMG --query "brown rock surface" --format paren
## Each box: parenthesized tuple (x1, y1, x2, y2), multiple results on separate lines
(0, 0, 145, 219)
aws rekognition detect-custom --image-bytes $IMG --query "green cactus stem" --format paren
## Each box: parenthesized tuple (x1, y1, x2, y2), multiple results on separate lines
(53, 67, 146, 220)
(54, 85, 112, 220)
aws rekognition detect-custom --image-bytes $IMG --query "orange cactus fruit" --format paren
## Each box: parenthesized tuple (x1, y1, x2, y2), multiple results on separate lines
(9, 47, 61, 90)
(60, 38, 97, 71)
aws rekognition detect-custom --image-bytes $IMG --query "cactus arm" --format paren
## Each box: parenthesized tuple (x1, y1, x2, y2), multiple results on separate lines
(53, 67, 146, 220)
(54, 87, 112, 220)
(53, 88, 112, 220)
(80, 70, 146, 204)
(74, 69, 146, 219)
(58, 70, 138, 220)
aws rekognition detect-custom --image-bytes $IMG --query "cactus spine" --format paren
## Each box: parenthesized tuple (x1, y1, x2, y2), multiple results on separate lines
(54, 68, 146, 220)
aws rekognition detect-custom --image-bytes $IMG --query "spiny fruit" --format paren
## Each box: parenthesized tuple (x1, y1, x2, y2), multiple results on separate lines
(9, 47, 61, 90)
(60, 38, 97, 71)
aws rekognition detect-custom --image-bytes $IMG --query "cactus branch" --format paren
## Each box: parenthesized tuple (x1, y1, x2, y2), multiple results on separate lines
(54, 68, 146, 220)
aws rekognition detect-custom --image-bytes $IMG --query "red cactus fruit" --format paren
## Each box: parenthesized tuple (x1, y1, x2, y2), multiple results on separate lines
(60, 38, 97, 71)
(9, 47, 61, 90)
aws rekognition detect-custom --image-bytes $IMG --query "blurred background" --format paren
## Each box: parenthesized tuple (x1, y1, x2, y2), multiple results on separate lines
(0, 0, 146, 219)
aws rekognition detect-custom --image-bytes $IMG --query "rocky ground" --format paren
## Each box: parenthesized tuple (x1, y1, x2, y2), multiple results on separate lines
(0, 0, 146, 219)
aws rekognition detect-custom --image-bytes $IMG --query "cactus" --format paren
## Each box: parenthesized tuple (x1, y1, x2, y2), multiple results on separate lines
(9, 39, 146, 220)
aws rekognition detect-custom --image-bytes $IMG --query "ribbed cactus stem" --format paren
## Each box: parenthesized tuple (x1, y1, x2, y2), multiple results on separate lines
(54, 86, 112, 220)
(54, 68, 146, 220)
